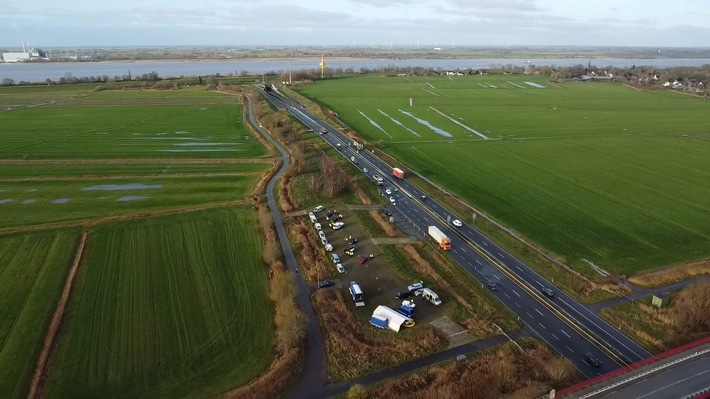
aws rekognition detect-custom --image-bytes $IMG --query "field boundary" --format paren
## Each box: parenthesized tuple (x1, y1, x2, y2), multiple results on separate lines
(0, 158, 277, 165)
(27, 231, 89, 399)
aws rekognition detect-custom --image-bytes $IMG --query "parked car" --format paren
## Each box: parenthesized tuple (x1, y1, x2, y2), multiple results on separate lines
(314, 222, 322, 230)
(357, 255, 369, 265)
(331, 253, 341, 264)
(320, 237, 328, 246)
(407, 281, 424, 292)
(348, 238, 358, 245)
(452, 219, 462, 227)
(325, 243, 333, 252)
(541, 287, 555, 298)
(336, 263, 346, 273)
(313, 205, 324, 213)
(333, 222, 345, 230)
(396, 290, 413, 299)
(318, 230, 326, 240)
(326, 209, 334, 218)
(583, 352, 602, 368)
(319, 279, 336, 288)
(421, 195, 427, 200)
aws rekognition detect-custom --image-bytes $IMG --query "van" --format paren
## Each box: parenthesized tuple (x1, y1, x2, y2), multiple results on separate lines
(583, 352, 602, 368)
(407, 281, 424, 292)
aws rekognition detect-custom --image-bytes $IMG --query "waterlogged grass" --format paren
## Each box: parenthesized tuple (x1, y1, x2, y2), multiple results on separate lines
(297, 75, 710, 274)
(0, 232, 79, 398)
(44, 208, 273, 398)
(0, 88, 267, 159)
(0, 174, 260, 228)
(0, 162, 271, 179)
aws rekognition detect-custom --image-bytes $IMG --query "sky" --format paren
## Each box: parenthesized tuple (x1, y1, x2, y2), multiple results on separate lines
(1, 0, 709, 48)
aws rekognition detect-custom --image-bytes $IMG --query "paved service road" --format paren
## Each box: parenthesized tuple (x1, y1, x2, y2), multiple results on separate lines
(267, 90, 651, 378)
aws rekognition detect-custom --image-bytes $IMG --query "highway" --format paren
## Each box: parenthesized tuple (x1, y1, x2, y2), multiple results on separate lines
(267, 90, 652, 378)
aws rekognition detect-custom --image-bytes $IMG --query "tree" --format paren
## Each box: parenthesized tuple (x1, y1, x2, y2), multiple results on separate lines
(1, 78, 15, 86)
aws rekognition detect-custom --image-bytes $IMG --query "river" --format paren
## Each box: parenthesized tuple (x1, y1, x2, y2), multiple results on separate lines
(2, 58, 709, 83)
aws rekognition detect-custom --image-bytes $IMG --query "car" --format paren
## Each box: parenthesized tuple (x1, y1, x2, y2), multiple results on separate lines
(385, 188, 392, 195)
(357, 255, 369, 265)
(421, 195, 427, 201)
(320, 237, 328, 245)
(407, 281, 424, 292)
(345, 249, 355, 256)
(336, 263, 346, 273)
(314, 222, 322, 230)
(541, 287, 555, 298)
(486, 282, 499, 291)
(325, 243, 333, 252)
(452, 219, 462, 227)
(320, 128, 327, 134)
(330, 253, 341, 264)
(383, 209, 392, 217)
(583, 352, 602, 368)
(389, 197, 396, 204)
(395, 290, 413, 299)
(313, 205, 324, 213)
(319, 279, 336, 288)
(326, 210, 334, 218)
(348, 238, 358, 245)
(413, 288, 424, 297)
(332, 222, 345, 230)
(330, 215, 341, 223)
(363, 168, 368, 173)
(318, 230, 326, 240)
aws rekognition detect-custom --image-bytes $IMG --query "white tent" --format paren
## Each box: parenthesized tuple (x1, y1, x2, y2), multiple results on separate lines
(372, 305, 413, 332)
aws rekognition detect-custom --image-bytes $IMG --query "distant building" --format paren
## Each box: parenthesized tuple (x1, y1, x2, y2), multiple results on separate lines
(2, 52, 31, 63)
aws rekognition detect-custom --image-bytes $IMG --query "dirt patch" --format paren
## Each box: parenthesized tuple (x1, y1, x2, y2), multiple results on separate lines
(629, 258, 710, 287)
(312, 288, 447, 381)
(370, 237, 419, 245)
(430, 316, 474, 348)
(366, 338, 579, 399)
(28, 231, 89, 399)
(369, 210, 400, 237)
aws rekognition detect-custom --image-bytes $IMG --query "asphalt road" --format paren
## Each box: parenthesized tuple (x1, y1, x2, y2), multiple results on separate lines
(267, 90, 651, 378)
(244, 95, 330, 398)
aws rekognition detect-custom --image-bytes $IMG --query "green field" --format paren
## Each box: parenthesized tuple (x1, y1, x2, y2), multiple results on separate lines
(0, 232, 79, 398)
(44, 208, 273, 398)
(0, 87, 268, 159)
(297, 75, 710, 274)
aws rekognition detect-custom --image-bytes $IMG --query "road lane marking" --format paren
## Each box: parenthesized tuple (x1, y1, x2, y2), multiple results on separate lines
(512, 290, 521, 297)
(561, 330, 571, 338)
(493, 274, 501, 281)
(482, 241, 488, 246)
(535, 308, 544, 316)
(476, 260, 482, 265)
(526, 312, 533, 318)
(498, 252, 504, 257)
(538, 323, 547, 330)
(503, 293, 510, 299)
(551, 333, 559, 340)
(567, 346, 575, 353)
(515, 302, 521, 308)
(535, 280, 543, 287)
(515, 265, 522, 271)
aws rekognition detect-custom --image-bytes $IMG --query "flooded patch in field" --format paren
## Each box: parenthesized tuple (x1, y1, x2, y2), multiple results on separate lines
(117, 196, 148, 202)
(52, 198, 71, 204)
(23, 199, 36, 204)
(358, 110, 392, 138)
(377, 109, 420, 137)
(158, 149, 242, 152)
(429, 107, 488, 140)
(174, 142, 240, 146)
(0, 199, 13, 204)
(26, 188, 38, 192)
(82, 183, 162, 191)
(525, 82, 545, 88)
(175, 131, 190, 135)
(398, 110, 453, 138)
(141, 137, 207, 140)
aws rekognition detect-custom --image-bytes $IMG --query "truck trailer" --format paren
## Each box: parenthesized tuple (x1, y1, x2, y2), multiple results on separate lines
(428, 226, 452, 250)
(392, 167, 405, 179)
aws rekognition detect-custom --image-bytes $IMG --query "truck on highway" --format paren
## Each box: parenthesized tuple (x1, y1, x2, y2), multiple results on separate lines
(428, 226, 452, 250)
(392, 167, 405, 179)
(421, 288, 442, 306)
(349, 281, 365, 307)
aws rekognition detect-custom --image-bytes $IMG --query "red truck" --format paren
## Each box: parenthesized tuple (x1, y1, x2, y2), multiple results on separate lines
(392, 167, 404, 179)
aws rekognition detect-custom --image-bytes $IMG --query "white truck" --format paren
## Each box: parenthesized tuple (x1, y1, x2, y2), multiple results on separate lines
(421, 288, 442, 306)
(427, 225, 452, 251)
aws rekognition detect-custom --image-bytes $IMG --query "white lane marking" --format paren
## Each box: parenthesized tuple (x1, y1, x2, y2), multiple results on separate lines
(515, 302, 521, 308)
(535, 308, 544, 316)
(482, 241, 488, 246)
(526, 312, 533, 318)
(551, 333, 559, 340)
(633, 369, 710, 399)
(512, 290, 521, 297)
(515, 265, 522, 271)
(503, 293, 510, 299)
(493, 274, 501, 281)
(497, 252, 504, 257)
(567, 346, 575, 353)
(535, 280, 543, 287)
(561, 330, 571, 338)
(538, 323, 547, 330)
(476, 260, 482, 265)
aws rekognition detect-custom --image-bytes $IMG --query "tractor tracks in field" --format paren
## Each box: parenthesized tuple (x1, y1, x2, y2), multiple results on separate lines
(27, 231, 89, 399)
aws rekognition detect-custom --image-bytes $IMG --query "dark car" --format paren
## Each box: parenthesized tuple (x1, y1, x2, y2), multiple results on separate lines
(396, 290, 413, 299)
(319, 279, 336, 288)
(348, 238, 358, 245)
(486, 282, 499, 291)
(583, 352, 602, 368)
(357, 255, 369, 265)
(541, 287, 555, 298)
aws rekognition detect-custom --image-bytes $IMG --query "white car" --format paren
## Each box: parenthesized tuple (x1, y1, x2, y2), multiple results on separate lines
(318, 230, 326, 240)
(385, 188, 392, 195)
(314, 222, 322, 230)
(321, 237, 328, 246)
(389, 197, 396, 204)
(331, 253, 341, 263)
(336, 263, 346, 273)
(363, 168, 368, 173)
(325, 243, 333, 252)
(332, 221, 345, 230)
(313, 205, 324, 213)
(452, 219, 462, 227)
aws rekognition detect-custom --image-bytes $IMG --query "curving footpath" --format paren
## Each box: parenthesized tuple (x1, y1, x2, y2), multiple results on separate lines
(244, 95, 329, 398)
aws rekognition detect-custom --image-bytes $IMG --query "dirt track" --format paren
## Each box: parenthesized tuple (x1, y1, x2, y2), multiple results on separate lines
(27, 231, 89, 399)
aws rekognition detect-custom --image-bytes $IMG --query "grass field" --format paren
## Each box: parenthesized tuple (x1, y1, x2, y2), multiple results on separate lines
(0, 232, 79, 398)
(297, 75, 710, 274)
(0, 87, 268, 159)
(44, 208, 273, 398)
